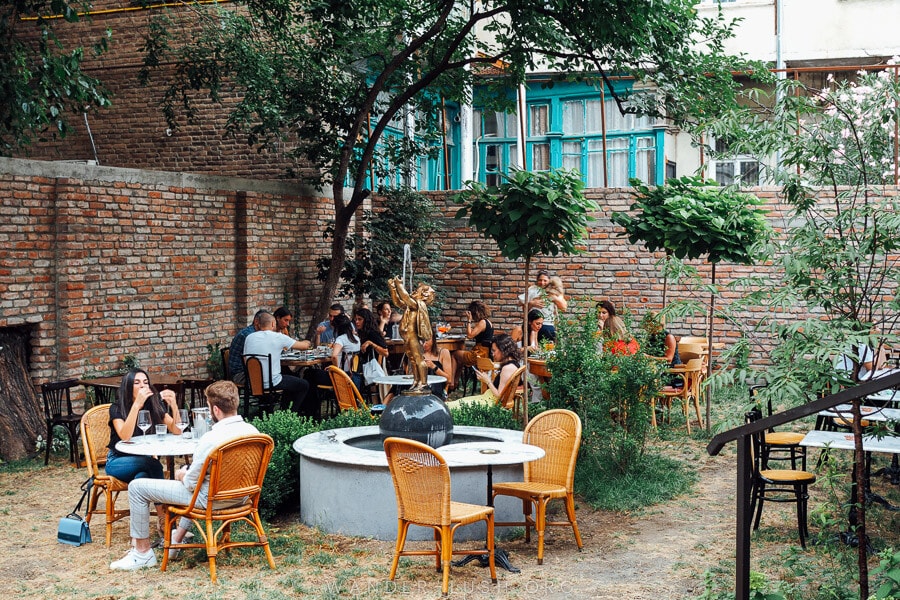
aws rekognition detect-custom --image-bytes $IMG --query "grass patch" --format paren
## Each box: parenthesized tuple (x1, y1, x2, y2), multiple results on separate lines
(574, 451, 695, 512)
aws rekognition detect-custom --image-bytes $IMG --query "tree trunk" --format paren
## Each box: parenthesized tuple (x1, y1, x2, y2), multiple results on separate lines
(0, 327, 44, 461)
(852, 399, 869, 599)
(706, 262, 716, 431)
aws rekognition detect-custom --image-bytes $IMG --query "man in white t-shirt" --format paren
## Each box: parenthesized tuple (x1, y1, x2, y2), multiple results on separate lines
(243, 313, 313, 415)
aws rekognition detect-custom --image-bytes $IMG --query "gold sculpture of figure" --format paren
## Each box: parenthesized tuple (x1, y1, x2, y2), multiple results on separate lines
(388, 276, 436, 394)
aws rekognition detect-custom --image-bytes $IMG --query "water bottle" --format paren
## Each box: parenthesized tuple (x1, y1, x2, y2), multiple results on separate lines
(391, 323, 400, 340)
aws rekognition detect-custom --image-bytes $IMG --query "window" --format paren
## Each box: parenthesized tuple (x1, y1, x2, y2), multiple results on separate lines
(712, 137, 761, 186)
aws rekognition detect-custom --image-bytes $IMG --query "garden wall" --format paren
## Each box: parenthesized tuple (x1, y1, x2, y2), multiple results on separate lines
(3, 156, 894, 393)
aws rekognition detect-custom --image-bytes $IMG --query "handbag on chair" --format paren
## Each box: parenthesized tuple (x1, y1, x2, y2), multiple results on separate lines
(363, 349, 387, 386)
(57, 477, 93, 546)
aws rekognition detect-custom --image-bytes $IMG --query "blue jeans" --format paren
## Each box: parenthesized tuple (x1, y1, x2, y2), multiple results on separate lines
(105, 451, 164, 482)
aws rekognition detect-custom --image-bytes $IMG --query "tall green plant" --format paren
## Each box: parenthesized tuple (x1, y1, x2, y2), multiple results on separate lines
(455, 168, 598, 424)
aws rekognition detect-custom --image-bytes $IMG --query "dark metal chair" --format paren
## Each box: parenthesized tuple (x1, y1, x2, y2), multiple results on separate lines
(243, 354, 283, 418)
(41, 378, 83, 465)
(180, 378, 213, 409)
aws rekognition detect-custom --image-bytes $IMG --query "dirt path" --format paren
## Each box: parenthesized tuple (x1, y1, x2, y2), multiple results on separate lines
(0, 447, 737, 599)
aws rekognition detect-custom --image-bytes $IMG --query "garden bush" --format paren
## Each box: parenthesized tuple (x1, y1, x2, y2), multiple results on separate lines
(449, 401, 522, 430)
(251, 410, 320, 519)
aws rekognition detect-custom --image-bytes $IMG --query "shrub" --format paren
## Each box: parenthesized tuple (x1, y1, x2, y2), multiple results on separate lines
(449, 402, 522, 430)
(319, 409, 379, 430)
(252, 410, 320, 519)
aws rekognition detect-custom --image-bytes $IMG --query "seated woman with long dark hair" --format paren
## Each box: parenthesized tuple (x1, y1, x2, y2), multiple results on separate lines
(106, 369, 180, 482)
(447, 333, 521, 408)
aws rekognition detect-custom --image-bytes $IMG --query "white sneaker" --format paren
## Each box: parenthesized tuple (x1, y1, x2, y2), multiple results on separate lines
(167, 531, 194, 559)
(110, 548, 157, 571)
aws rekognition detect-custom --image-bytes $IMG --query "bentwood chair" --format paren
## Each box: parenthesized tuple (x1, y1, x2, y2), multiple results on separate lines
(746, 409, 816, 548)
(655, 358, 705, 433)
(160, 434, 276, 582)
(492, 409, 583, 564)
(80, 404, 130, 546)
(41, 378, 83, 465)
(243, 355, 283, 417)
(749, 384, 807, 470)
(326, 365, 368, 412)
(384, 437, 497, 596)
(180, 378, 213, 409)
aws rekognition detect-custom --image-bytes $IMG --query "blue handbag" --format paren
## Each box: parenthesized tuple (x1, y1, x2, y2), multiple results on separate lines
(57, 478, 92, 546)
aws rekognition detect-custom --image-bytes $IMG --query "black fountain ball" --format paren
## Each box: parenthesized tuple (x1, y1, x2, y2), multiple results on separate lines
(379, 391, 453, 448)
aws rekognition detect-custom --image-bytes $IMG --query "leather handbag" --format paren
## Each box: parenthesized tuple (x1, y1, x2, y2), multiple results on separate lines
(57, 478, 93, 546)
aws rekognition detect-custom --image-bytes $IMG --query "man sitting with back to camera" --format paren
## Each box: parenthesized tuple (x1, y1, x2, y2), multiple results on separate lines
(243, 312, 314, 416)
(110, 380, 258, 571)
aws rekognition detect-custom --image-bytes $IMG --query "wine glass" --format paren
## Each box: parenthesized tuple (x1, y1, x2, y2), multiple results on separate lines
(137, 410, 151, 443)
(176, 409, 190, 438)
(437, 322, 450, 338)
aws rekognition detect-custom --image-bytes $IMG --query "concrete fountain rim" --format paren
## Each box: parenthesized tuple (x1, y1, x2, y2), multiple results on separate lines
(292, 425, 523, 468)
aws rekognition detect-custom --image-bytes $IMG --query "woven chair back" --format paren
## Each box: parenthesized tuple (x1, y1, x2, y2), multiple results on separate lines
(326, 366, 366, 411)
(522, 409, 582, 489)
(198, 435, 274, 509)
(678, 343, 707, 363)
(384, 437, 451, 528)
(81, 404, 113, 477)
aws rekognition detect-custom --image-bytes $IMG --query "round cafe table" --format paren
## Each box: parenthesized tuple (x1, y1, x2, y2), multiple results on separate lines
(370, 374, 447, 387)
(116, 433, 199, 479)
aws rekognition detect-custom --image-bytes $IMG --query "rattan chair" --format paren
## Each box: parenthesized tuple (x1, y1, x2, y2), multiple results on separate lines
(326, 365, 368, 412)
(746, 409, 816, 548)
(384, 437, 497, 596)
(491, 409, 583, 564)
(41, 378, 83, 465)
(80, 404, 130, 546)
(496, 364, 526, 410)
(160, 434, 276, 582)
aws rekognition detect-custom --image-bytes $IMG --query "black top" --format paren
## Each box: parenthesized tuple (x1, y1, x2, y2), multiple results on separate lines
(107, 398, 164, 454)
(359, 329, 387, 365)
(474, 319, 494, 348)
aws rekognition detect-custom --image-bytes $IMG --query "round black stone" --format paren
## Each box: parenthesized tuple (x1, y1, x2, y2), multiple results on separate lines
(379, 392, 454, 448)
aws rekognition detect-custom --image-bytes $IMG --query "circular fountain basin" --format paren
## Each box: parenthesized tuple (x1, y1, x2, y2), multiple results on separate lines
(293, 425, 526, 540)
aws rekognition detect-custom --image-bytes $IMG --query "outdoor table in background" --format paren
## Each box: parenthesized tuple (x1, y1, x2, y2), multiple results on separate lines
(438, 440, 545, 573)
(115, 432, 199, 479)
(800, 429, 900, 546)
(280, 349, 332, 370)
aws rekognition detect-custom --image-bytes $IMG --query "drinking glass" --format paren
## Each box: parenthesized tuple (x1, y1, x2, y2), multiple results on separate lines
(155, 424, 167, 441)
(176, 409, 190, 437)
(137, 410, 151, 442)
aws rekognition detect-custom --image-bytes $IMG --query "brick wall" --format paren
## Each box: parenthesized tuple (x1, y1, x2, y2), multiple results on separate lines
(4, 157, 897, 392)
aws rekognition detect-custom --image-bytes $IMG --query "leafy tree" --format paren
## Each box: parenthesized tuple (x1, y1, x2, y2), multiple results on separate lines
(455, 167, 597, 423)
(316, 187, 440, 303)
(137, 0, 760, 337)
(707, 70, 900, 599)
(612, 175, 772, 427)
(0, 0, 110, 154)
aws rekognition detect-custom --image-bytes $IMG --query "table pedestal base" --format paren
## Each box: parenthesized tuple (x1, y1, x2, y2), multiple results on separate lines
(452, 548, 520, 573)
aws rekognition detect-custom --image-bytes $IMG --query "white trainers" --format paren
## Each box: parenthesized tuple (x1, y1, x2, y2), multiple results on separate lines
(167, 530, 194, 560)
(110, 548, 157, 571)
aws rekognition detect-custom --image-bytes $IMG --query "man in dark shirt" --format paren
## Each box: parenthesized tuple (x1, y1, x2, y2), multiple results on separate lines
(228, 309, 269, 385)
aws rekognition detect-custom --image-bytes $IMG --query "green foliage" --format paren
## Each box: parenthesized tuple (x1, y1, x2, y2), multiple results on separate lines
(872, 548, 900, 600)
(575, 451, 694, 512)
(613, 176, 772, 266)
(0, 1, 111, 154)
(205, 342, 224, 380)
(455, 168, 596, 263)
(448, 402, 522, 431)
(695, 570, 787, 600)
(319, 410, 378, 430)
(317, 187, 440, 301)
(251, 410, 320, 519)
(545, 302, 664, 473)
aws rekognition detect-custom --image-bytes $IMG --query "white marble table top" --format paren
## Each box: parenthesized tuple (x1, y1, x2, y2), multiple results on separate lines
(801, 430, 900, 454)
(435, 441, 544, 468)
(116, 433, 199, 457)
(818, 404, 900, 422)
(371, 374, 447, 386)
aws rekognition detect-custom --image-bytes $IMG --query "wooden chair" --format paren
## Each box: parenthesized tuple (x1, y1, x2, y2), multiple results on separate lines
(80, 404, 130, 546)
(180, 378, 213, 409)
(496, 364, 526, 410)
(243, 354, 283, 418)
(655, 358, 705, 433)
(326, 365, 368, 412)
(475, 356, 497, 393)
(221, 347, 231, 380)
(492, 409, 584, 564)
(678, 342, 708, 364)
(750, 384, 807, 470)
(160, 434, 276, 582)
(746, 409, 816, 548)
(41, 378, 83, 465)
(384, 437, 497, 596)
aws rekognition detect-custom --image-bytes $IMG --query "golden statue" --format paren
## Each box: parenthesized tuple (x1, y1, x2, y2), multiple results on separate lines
(388, 276, 436, 394)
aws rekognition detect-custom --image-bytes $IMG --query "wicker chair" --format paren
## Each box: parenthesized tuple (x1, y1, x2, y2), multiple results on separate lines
(326, 366, 368, 412)
(496, 364, 526, 410)
(384, 437, 497, 596)
(41, 378, 83, 465)
(491, 409, 583, 564)
(160, 434, 276, 582)
(80, 404, 130, 546)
